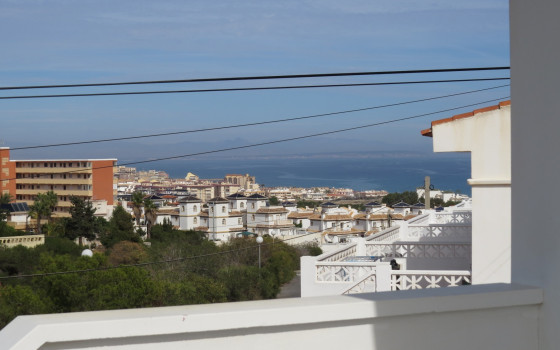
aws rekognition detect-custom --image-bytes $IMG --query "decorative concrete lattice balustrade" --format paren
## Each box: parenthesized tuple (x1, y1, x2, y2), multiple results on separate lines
(342, 270, 471, 294)
(366, 225, 400, 242)
(390, 270, 471, 290)
(365, 242, 471, 260)
(0, 234, 44, 248)
(405, 224, 471, 242)
(316, 263, 378, 283)
(343, 273, 377, 294)
(317, 243, 358, 262)
(303, 208, 473, 296)
(434, 211, 472, 224)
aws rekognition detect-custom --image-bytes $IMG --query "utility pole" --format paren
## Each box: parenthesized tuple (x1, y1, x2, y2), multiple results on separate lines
(425, 176, 431, 210)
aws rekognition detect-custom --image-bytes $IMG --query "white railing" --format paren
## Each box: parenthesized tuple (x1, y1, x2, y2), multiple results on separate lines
(257, 219, 293, 226)
(366, 225, 400, 242)
(390, 270, 471, 290)
(405, 224, 471, 241)
(365, 242, 471, 259)
(0, 234, 45, 248)
(406, 213, 430, 225)
(317, 242, 357, 262)
(316, 262, 377, 282)
(434, 211, 472, 224)
(343, 272, 376, 294)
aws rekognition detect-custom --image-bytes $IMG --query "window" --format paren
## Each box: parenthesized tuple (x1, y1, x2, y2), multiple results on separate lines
(222, 219, 226, 225)
(238, 218, 242, 225)
(222, 206, 226, 213)
(182, 206, 185, 211)
(241, 202, 245, 208)
(251, 203, 255, 209)
(252, 214, 255, 221)
(193, 217, 197, 224)
(193, 205, 197, 212)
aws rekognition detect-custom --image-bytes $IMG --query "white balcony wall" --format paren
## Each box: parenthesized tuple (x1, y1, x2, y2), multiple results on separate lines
(0, 284, 541, 350)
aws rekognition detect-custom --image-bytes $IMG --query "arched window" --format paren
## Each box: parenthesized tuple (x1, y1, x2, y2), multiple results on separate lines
(193, 217, 197, 224)
(252, 214, 255, 221)
(222, 206, 226, 213)
(251, 203, 255, 209)
(240, 202, 245, 208)
(222, 219, 226, 225)
(193, 205, 197, 212)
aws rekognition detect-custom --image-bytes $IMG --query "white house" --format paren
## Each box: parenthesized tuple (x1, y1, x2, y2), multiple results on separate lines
(206, 197, 244, 242)
(178, 195, 202, 231)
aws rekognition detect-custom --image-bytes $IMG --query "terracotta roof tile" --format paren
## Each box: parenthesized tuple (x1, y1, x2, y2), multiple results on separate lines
(287, 212, 314, 219)
(421, 100, 511, 138)
(256, 208, 288, 214)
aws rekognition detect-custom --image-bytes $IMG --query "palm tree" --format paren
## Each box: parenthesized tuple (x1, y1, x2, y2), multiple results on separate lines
(131, 191, 144, 226)
(43, 191, 58, 226)
(28, 191, 58, 235)
(143, 198, 158, 240)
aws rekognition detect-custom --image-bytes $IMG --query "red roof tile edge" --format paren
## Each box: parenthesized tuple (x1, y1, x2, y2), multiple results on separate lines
(421, 100, 511, 137)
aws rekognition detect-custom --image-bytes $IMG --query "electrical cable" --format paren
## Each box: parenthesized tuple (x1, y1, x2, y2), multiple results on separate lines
(0, 77, 510, 100)
(0, 66, 510, 91)
(0, 96, 510, 183)
(10, 84, 509, 151)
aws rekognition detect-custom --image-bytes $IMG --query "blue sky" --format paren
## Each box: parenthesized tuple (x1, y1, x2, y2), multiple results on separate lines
(0, 0, 509, 164)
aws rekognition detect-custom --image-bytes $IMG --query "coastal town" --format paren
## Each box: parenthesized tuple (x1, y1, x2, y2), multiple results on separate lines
(1, 145, 469, 247)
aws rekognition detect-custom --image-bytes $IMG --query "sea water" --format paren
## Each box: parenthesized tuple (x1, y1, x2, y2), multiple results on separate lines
(138, 154, 471, 195)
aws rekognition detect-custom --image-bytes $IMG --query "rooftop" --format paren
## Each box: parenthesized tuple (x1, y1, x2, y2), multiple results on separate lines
(421, 100, 511, 137)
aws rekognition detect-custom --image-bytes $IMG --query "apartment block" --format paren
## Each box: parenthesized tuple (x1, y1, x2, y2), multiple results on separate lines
(0, 147, 116, 217)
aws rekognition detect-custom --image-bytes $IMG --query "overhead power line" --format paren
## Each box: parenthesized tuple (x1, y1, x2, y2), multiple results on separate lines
(0, 232, 317, 280)
(0, 66, 510, 91)
(10, 84, 509, 151)
(0, 96, 510, 183)
(0, 77, 510, 100)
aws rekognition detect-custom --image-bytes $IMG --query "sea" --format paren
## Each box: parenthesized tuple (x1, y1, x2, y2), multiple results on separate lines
(138, 153, 472, 196)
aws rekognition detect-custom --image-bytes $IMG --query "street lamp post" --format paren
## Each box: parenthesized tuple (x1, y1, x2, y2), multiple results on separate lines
(256, 236, 263, 269)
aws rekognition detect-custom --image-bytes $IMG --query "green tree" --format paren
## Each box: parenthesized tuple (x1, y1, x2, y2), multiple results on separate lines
(64, 196, 98, 246)
(0, 193, 12, 222)
(28, 191, 58, 235)
(0, 284, 53, 329)
(382, 191, 419, 206)
(99, 205, 139, 248)
(143, 198, 158, 240)
(296, 199, 320, 209)
(269, 196, 280, 205)
(131, 191, 144, 226)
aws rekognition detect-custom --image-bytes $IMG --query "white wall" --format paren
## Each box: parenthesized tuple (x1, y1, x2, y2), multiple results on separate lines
(0, 284, 541, 350)
(431, 105, 511, 284)
(510, 1, 560, 349)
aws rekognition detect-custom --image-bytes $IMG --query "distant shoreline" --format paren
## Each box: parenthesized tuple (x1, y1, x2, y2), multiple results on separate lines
(132, 155, 472, 195)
